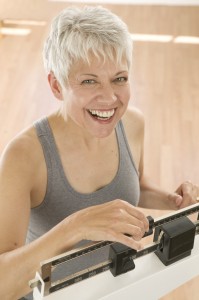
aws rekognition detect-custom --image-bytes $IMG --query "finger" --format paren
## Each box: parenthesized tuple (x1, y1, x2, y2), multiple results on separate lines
(117, 209, 148, 235)
(119, 201, 149, 231)
(113, 232, 143, 250)
(121, 223, 144, 241)
(180, 181, 194, 205)
(175, 181, 199, 209)
(174, 194, 183, 207)
(175, 180, 192, 195)
(193, 184, 199, 200)
(182, 181, 193, 195)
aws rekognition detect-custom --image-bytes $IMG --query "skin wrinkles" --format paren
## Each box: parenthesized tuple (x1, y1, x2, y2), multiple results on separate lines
(61, 57, 130, 140)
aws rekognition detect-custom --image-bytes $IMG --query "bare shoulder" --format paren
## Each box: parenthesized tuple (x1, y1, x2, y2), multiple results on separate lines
(2, 126, 38, 159)
(0, 125, 42, 183)
(0, 125, 44, 252)
(122, 105, 145, 138)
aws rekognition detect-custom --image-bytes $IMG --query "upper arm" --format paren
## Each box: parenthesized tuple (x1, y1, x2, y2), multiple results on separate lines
(0, 135, 35, 254)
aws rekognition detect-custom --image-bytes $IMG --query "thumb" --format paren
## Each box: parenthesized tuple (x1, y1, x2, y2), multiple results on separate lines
(174, 194, 183, 207)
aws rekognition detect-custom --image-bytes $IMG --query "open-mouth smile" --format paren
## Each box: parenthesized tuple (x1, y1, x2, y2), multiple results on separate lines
(87, 108, 115, 121)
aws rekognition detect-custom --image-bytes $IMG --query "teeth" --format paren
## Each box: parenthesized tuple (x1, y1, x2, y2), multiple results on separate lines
(88, 109, 115, 118)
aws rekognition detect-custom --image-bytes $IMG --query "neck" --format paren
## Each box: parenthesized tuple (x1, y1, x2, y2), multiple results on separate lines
(50, 111, 115, 151)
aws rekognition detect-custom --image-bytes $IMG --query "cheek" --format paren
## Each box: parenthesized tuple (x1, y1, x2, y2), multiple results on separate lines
(119, 86, 130, 104)
(68, 95, 90, 119)
(72, 88, 94, 107)
(64, 89, 84, 110)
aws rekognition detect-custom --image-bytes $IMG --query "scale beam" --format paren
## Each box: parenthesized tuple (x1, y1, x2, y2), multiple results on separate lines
(29, 203, 199, 298)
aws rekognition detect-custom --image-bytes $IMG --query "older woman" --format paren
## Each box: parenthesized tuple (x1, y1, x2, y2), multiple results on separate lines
(0, 6, 198, 300)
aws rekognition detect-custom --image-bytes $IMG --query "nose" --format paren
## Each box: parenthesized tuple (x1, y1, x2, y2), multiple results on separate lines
(96, 85, 117, 105)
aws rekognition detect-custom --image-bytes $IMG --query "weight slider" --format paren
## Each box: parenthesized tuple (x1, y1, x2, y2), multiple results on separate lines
(154, 216, 196, 266)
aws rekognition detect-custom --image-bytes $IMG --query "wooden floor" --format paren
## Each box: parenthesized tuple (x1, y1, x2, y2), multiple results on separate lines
(0, 1, 199, 299)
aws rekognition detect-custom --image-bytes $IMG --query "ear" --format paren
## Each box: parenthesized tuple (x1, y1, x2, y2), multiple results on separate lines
(48, 72, 63, 100)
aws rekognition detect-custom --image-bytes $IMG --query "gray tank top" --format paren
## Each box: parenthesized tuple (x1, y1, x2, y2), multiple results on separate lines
(25, 117, 140, 299)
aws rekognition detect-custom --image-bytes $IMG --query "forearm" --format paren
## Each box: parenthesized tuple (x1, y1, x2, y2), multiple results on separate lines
(0, 217, 80, 300)
(138, 176, 176, 210)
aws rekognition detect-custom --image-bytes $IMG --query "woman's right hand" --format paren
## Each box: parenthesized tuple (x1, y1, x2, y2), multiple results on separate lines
(69, 199, 149, 250)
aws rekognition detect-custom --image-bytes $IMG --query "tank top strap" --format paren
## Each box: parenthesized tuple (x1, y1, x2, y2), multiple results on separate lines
(34, 117, 64, 192)
(116, 120, 139, 176)
(34, 117, 63, 164)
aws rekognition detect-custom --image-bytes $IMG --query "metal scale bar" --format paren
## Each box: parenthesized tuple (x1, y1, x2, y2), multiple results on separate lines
(45, 203, 199, 267)
(153, 203, 199, 227)
(50, 241, 159, 293)
(50, 220, 199, 293)
(30, 202, 199, 295)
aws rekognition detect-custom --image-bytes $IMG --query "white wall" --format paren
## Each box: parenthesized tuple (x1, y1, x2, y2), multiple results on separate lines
(50, 0, 199, 5)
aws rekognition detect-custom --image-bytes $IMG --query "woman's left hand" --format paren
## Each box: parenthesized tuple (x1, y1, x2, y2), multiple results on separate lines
(169, 181, 199, 209)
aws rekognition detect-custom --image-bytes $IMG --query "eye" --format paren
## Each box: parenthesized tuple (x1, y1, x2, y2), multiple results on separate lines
(81, 79, 96, 85)
(114, 77, 128, 83)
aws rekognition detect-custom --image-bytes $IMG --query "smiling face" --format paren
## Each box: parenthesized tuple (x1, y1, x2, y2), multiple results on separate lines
(61, 55, 131, 138)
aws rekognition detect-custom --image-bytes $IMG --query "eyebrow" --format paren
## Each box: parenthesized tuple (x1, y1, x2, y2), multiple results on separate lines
(115, 71, 128, 76)
(80, 71, 128, 77)
(81, 73, 98, 77)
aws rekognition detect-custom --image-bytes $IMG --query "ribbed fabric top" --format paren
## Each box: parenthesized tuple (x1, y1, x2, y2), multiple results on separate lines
(27, 118, 140, 243)
(24, 117, 140, 300)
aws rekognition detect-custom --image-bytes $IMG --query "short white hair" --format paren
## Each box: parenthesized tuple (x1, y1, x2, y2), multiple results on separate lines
(43, 6, 133, 87)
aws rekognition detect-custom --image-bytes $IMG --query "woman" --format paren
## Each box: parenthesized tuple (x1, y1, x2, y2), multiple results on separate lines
(0, 6, 198, 300)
